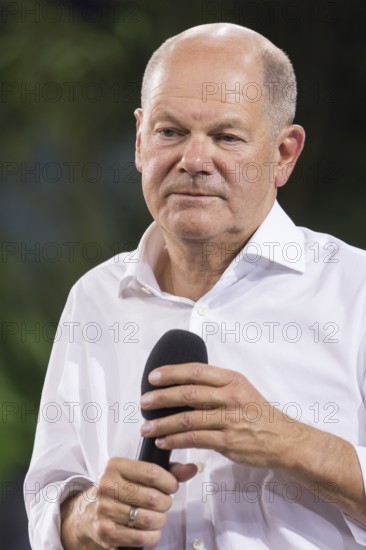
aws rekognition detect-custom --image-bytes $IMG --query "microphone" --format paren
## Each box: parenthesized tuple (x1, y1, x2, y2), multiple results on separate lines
(139, 329, 208, 468)
(118, 329, 208, 550)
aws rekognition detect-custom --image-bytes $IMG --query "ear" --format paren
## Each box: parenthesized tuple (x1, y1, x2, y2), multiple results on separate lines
(134, 108, 143, 173)
(274, 124, 305, 188)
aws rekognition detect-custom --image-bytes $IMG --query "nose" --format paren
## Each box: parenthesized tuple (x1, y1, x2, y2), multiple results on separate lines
(176, 136, 216, 177)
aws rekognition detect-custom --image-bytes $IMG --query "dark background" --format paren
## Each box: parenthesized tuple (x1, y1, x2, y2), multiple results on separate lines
(1, 0, 365, 547)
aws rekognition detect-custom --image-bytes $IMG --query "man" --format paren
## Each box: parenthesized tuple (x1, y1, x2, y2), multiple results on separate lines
(25, 23, 366, 549)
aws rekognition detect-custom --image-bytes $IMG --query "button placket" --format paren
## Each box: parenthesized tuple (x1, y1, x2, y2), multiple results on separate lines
(197, 303, 208, 316)
(141, 286, 152, 295)
(185, 450, 209, 550)
(195, 461, 206, 473)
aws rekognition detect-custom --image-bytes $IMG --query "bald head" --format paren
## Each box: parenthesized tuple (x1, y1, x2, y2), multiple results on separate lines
(141, 23, 297, 137)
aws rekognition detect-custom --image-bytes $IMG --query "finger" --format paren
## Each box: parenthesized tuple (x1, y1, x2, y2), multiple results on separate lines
(96, 498, 167, 531)
(140, 383, 223, 411)
(112, 482, 173, 513)
(141, 403, 265, 437)
(141, 408, 221, 438)
(94, 519, 161, 550)
(148, 362, 238, 387)
(155, 428, 273, 466)
(99, 474, 174, 513)
(154, 430, 224, 452)
(107, 458, 179, 495)
(114, 527, 161, 550)
(169, 462, 198, 482)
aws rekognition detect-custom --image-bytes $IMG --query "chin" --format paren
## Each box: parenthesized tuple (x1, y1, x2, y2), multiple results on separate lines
(158, 209, 225, 241)
(164, 221, 219, 241)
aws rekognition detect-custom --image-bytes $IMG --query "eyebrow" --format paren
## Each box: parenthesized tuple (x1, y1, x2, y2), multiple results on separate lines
(150, 110, 249, 132)
(150, 111, 184, 127)
(211, 119, 248, 132)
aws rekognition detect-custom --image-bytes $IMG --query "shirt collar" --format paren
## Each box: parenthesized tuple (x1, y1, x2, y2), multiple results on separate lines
(237, 199, 306, 274)
(118, 200, 305, 297)
(118, 220, 167, 298)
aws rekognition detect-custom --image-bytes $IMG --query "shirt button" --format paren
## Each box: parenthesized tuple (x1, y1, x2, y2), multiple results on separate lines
(197, 303, 208, 316)
(195, 461, 206, 473)
(191, 539, 204, 550)
(141, 286, 152, 295)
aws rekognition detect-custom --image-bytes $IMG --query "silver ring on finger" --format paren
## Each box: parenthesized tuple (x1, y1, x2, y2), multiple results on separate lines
(127, 505, 138, 528)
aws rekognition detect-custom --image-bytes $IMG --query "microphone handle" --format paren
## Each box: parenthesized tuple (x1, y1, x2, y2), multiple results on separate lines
(118, 438, 171, 550)
(138, 436, 172, 469)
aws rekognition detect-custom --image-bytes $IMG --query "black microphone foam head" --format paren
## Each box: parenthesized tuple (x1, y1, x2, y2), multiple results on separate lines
(141, 329, 208, 420)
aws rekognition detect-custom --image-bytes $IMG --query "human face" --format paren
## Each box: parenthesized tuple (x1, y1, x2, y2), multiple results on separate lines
(135, 46, 282, 247)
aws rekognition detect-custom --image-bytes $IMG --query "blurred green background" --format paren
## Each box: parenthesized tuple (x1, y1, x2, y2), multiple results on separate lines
(1, 0, 366, 547)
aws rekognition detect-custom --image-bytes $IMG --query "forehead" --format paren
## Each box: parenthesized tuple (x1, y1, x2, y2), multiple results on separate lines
(148, 44, 265, 108)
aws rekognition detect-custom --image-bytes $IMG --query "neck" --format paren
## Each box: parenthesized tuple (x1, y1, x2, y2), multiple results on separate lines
(155, 233, 249, 301)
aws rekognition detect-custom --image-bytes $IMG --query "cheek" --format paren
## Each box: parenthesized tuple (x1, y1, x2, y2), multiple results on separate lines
(141, 149, 166, 178)
(141, 172, 163, 215)
(140, 150, 174, 202)
(141, 161, 158, 191)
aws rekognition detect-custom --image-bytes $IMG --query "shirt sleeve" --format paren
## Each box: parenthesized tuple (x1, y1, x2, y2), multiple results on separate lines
(24, 285, 94, 549)
(342, 327, 366, 545)
(25, 475, 93, 550)
(342, 445, 366, 545)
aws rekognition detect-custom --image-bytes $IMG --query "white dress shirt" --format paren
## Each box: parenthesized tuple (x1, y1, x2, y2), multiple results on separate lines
(24, 200, 366, 549)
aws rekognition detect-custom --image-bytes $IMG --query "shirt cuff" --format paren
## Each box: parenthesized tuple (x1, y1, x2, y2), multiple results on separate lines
(26, 475, 94, 550)
(342, 445, 366, 545)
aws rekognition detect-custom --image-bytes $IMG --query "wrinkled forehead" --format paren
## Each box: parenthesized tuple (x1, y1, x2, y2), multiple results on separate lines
(147, 42, 265, 108)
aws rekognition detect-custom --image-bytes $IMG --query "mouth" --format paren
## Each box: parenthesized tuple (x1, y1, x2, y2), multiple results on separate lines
(168, 191, 217, 198)
(168, 193, 218, 203)
(175, 192, 211, 196)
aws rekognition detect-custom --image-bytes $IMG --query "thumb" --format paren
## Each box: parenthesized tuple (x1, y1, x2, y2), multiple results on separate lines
(169, 462, 198, 482)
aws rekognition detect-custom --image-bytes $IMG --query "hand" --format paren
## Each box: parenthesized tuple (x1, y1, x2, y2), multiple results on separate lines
(138, 364, 366, 529)
(140, 363, 302, 468)
(61, 458, 197, 549)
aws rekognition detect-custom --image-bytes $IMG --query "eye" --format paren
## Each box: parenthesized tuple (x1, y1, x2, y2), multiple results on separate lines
(216, 134, 241, 143)
(157, 128, 179, 138)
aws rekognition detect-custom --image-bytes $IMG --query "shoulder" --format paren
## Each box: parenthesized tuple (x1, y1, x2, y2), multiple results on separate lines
(301, 226, 366, 263)
(300, 226, 366, 287)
